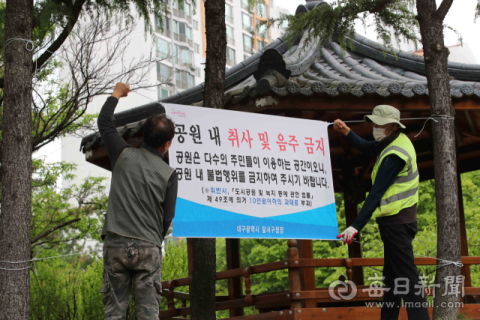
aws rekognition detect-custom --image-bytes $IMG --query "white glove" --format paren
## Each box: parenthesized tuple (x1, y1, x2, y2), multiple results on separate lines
(336, 226, 358, 245)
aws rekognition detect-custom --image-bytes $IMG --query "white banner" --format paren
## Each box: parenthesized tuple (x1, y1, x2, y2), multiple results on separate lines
(165, 104, 338, 239)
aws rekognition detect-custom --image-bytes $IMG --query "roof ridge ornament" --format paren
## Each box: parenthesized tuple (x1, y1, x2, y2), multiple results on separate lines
(253, 49, 291, 81)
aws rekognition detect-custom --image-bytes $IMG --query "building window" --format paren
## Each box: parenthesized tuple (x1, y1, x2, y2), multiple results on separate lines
(257, 39, 266, 51)
(242, 13, 253, 32)
(241, 0, 252, 12)
(280, 13, 289, 29)
(158, 87, 171, 100)
(157, 62, 172, 82)
(256, 3, 269, 18)
(176, 69, 195, 89)
(195, 68, 201, 77)
(256, 19, 269, 40)
(174, 20, 193, 46)
(226, 25, 235, 46)
(172, 0, 192, 21)
(243, 34, 254, 53)
(226, 47, 236, 66)
(156, 37, 171, 60)
(175, 45, 194, 67)
(194, 43, 200, 54)
(193, 20, 199, 30)
(155, 15, 171, 38)
(225, 4, 234, 24)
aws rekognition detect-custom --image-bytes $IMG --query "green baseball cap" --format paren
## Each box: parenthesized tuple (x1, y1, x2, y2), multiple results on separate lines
(364, 105, 405, 129)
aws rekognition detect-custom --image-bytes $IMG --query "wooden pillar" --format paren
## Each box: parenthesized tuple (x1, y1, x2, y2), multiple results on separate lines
(341, 161, 365, 286)
(226, 238, 244, 316)
(187, 238, 194, 308)
(187, 238, 194, 276)
(457, 166, 472, 291)
(297, 240, 316, 308)
(287, 240, 302, 310)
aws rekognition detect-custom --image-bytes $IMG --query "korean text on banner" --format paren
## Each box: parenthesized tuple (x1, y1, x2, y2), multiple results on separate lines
(165, 104, 338, 239)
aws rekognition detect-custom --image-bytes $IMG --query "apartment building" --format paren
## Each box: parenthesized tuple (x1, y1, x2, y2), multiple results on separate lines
(154, 0, 290, 100)
(37, 1, 290, 190)
(154, 0, 205, 100)
(218, 0, 290, 69)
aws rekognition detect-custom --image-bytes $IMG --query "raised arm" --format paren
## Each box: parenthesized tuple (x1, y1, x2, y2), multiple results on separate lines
(333, 119, 379, 156)
(97, 83, 132, 168)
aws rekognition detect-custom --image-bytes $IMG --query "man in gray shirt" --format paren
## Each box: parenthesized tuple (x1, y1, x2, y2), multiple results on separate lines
(98, 83, 178, 320)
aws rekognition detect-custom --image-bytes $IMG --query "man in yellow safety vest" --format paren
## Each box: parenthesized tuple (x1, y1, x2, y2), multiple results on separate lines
(334, 105, 430, 320)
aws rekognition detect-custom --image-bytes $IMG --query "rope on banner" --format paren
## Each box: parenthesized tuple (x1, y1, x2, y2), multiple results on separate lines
(0, 250, 95, 271)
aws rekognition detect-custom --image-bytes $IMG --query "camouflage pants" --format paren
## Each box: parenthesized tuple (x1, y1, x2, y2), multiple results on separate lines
(102, 233, 163, 320)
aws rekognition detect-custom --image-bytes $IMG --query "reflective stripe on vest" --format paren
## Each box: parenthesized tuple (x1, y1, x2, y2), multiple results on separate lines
(376, 145, 419, 185)
(379, 187, 419, 206)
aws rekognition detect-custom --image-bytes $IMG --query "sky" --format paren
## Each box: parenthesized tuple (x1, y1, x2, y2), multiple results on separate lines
(274, 0, 480, 62)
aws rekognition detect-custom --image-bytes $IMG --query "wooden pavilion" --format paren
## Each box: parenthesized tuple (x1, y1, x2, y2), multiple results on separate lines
(81, 1, 480, 318)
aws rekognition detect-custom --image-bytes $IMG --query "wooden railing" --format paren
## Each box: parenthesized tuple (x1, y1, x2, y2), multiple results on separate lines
(159, 240, 480, 319)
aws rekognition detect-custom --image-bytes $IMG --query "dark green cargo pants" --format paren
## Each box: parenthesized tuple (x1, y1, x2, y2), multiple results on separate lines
(102, 233, 163, 320)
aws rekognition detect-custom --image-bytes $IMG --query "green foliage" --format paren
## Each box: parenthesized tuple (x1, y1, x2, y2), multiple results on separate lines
(0, 0, 180, 153)
(263, 0, 419, 53)
(28, 171, 480, 318)
(30, 159, 108, 251)
(30, 251, 105, 320)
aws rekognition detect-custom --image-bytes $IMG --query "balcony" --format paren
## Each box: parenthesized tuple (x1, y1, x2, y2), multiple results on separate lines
(175, 59, 195, 70)
(176, 80, 190, 90)
(241, 2, 253, 12)
(242, 26, 255, 34)
(173, 9, 193, 23)
(157, 73, 172, 83)
(226, 58, 235, 66)
(156, 28, 171, 38)
(227, 37, 235, 46)
(243, 46, 254, 54)
(226, 15, 234, 24)
(157, 52, 173, 63)
(174, 33, 193, 47)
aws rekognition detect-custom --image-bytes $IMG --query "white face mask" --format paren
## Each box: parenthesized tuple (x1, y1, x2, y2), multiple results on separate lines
(373, 127, 387, 141)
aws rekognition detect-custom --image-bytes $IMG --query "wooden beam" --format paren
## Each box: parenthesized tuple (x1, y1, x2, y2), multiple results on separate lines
(292, 305, 480, 320)
(297, 240, 316, 308)
(229, 95, 480, 114)
(226, 238, 244, 317)
(341, 160, 364, 286)
(457, 163, 473, 298)
(287, 240, 302, 310)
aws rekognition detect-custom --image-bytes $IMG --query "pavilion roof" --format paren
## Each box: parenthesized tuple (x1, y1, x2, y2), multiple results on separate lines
(81, 1, 480, 187)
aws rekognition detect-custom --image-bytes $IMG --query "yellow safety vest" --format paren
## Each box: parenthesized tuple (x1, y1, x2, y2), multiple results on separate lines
(371, 132, 419, 218)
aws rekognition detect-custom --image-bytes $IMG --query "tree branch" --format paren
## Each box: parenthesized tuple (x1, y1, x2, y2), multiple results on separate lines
(31, 218, 81, 244)
(436, 0, 454, 22)
(0, 0, 87, 89)
(369, 0, 395, 13)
